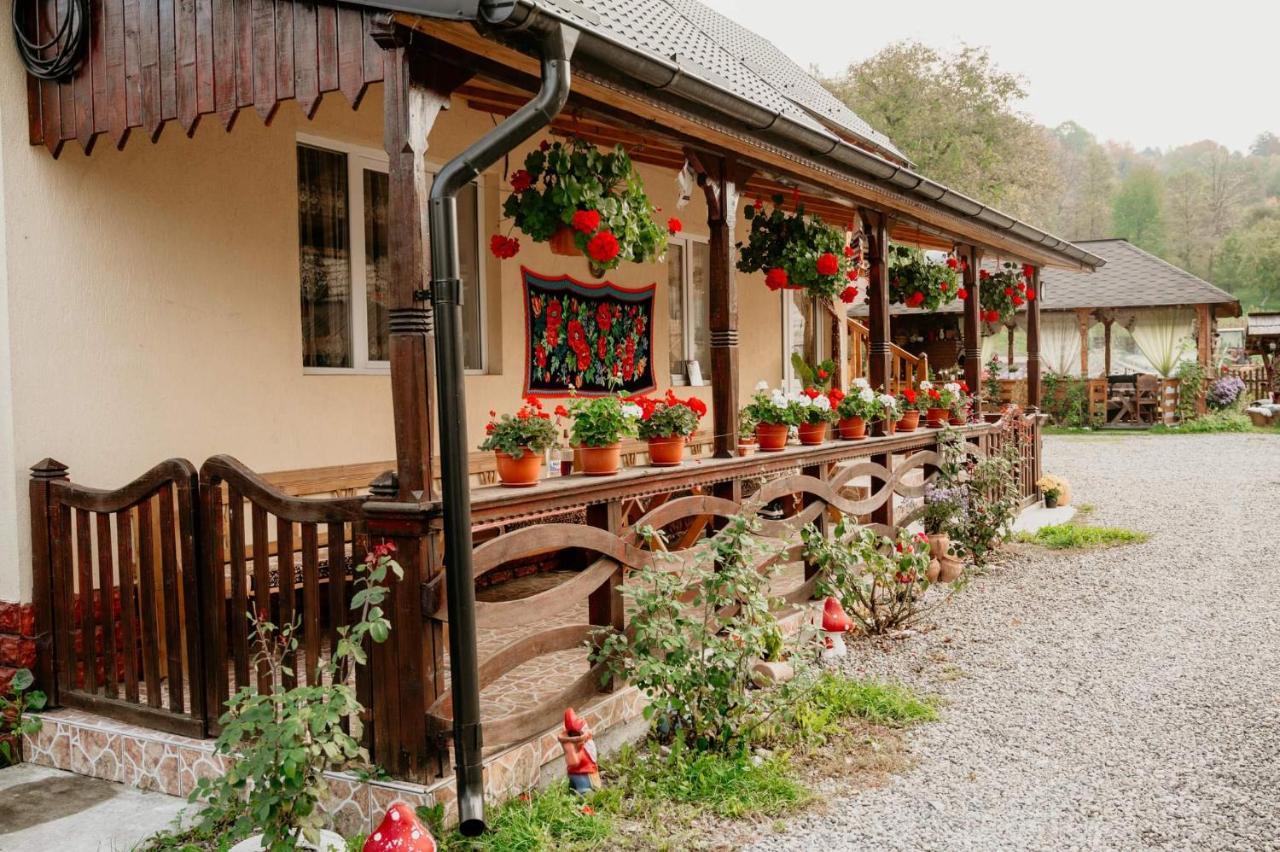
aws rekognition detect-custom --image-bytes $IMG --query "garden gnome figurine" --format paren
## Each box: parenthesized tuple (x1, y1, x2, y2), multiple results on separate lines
(821, 596, 853, 661)
(364, 803, 436, 852)
(559, 707, 601, 793)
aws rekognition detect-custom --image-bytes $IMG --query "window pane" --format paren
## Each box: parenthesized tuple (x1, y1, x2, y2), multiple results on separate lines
(690, 240, 711, 377)
(457, 181, 483, 372)
(363, 169, 391, 362)
(667, 242, 686, 377)
(298, 146, 352, 368)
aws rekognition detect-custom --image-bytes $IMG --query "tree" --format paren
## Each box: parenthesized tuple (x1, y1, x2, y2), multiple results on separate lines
(1251, 131, 1280, 157)
(1112, 166, 1165, 253)
(1216, 212, 1280, 312)
(1050, 122, 1114, 239)
(823, 42, 1060, 225)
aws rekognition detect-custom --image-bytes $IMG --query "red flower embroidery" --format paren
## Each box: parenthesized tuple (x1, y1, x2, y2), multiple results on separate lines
(596, 302, 613, 333)
(815, 252, 839, 277)
(597, 335, 607, 358)
(571, 209, 601, 234)
(586, 231, 620, 263)
(765, 267, 789, 290)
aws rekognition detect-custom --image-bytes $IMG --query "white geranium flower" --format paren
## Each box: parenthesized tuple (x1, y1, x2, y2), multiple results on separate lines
(878, 393, 897, 408)
(859, 387, 877, 403)
(620, 403, 643, 420)
(755, 380, 770, 391)
(944, 382, 960, 394)
(792, 392, 812, 407)
(919, 380, 933, 390)
(853, 377, 870, 389)
(813, 395, 832, 412)
(770, 390, 788, 408)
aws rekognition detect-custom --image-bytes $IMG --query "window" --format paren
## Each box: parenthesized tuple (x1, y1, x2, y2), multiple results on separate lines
(297, 139, 486, 373)
(781, 291, 826, 391)
(667, 234, 711, 384)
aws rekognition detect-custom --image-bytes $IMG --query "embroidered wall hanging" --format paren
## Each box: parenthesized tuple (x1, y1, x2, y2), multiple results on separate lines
(522, 267, 656, 396)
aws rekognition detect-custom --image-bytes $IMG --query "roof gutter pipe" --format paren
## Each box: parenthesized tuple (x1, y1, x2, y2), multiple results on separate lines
(427, 6, 575, 835)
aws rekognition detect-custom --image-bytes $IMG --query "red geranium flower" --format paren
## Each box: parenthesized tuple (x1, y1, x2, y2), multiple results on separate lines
(1027, 288, 1036, 301)
(586, 230, 620, 263)
(489, 234, 520, 259)
(843, 244, 855, 258)
(1004, 286, 1015, 297)
(1023, 263, 1035, 279)
(903, 388, 917, 404)
(828, 388, 845, 404)
(957, 288, 969, 300)
(958, 380, 969, 393)
(928, 388, 941, 400)
(840, 286, 859, 303)
(946, 257, 958, 269)
(847, 270, 858, 282)
(1013, 296, 1025, 307)
(571, 209, 601, 234)
(817, 368, 828, 379)
(554, 404, 569, 417)
(906, 291, 925, 308)
(815, 252, 839, 277)
(688, 397, 707, 417)
(667, 217, 683, 235)
(509, 169, 533, 193)
(803, 386, 820, 399)
(979, 269, 990, 280)
(765, 267, 789, 291)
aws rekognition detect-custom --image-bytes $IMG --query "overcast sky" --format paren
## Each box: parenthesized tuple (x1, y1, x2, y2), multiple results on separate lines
(699, 0, 1279, 154)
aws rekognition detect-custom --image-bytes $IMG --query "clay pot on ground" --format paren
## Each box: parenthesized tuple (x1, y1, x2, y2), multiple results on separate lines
(928, 532, 964, 583)
(837, 416, 867, 440)
(797, 421, 828, 446)
(756, 422, 789, 451)
(647, 435, 686, 466)
(549, 225, 581, 256)
(494, 449, 542, 487)
(897, 410, 920, 432)
(925, 407, 949, 428)
(578, 443, 622, 476)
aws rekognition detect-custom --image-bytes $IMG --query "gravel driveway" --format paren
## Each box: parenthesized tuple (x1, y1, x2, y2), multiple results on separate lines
(751, 432, 1280, 852)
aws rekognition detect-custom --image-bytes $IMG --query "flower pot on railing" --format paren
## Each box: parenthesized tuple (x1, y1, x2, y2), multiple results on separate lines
(948, 413, 966, 426)
(646, 435, 686, 467)
(494, 449, 542, 487)
(755, 422, 789, 451)
(837, 416, 867, 440)
(549, 225, 582, 257)
(926, 407, 949, 428)
(797, 421, 828, 446)
(737, 438, 757, 457)
(579, 443, 622, 476)
(897, 410, 920, 432)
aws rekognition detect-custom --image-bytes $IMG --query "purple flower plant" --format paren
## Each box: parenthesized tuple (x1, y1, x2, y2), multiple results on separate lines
(1207, 375, 1246, 410)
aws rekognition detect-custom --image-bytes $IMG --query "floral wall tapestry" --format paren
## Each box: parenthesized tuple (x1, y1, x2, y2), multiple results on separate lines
(523, 267, 656, 396)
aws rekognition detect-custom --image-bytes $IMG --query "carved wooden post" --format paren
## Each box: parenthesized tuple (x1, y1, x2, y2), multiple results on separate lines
(29, 459, 68, 704)
(1075, 307, 1091, 379)
(859, 208, 894, 528)
(1103, 317, 1113, 377)
(688, 150, 752, 460)
(1027, 266, 1042, 411)
(960, 245, 982, 412)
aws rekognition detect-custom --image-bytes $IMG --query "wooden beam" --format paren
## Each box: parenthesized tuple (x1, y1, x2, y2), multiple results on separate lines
(1026, 266, 1042, 410)
(961, 245, 982, 411)
(861, 208, 891, 417)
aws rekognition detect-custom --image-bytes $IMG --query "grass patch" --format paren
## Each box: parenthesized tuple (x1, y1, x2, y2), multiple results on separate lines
(439, 783, 614, 851)
(805, 675, 938, 727)
(1014, 523, 1148, 550)
(1150, 411, 1258, 434)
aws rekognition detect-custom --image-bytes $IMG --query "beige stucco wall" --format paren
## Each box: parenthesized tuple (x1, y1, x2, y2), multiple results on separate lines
(0, 63, 787, 602)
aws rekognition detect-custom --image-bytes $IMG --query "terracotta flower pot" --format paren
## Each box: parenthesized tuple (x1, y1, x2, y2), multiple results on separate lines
(756, 422, 789, 451)
(837, 416, 867, 440)
(579, 443, 622, 476)
(549, 225, 581, 257)
(494, 449, 542, 487)
(737, 439, 757, 457)
(948, 414, 966, 426)
(928, 533, 964, 583)
(926, 407, 949, 428)
(647, 435, 686, 467)
(797, 421, 828, 446)
(897, 410, 920, 432)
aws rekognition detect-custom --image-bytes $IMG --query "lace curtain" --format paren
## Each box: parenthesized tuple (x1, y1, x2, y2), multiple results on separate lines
(1040, 313, 1082, 376)
(1127, 308, 1193, 377)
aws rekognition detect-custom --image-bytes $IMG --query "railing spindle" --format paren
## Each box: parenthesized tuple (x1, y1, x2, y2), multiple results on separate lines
(158, 484, 185, 713)
(116, 508, 139, 703)
(94, 512, 119, 699)
(75, 508, 97, 694)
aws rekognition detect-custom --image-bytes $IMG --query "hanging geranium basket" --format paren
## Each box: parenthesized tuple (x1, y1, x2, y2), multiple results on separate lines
(493, 137, 669, 274)
(972, 262, 1036, 325)
(737, 195, 861, 303)
(888, 246, 960, 311)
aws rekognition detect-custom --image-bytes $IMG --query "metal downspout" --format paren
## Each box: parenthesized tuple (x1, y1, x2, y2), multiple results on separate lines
(426, 17, 575, 837)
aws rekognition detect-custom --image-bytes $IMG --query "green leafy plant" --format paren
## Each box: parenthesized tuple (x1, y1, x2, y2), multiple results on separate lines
(633, 390, 707, 439)
(1152, 410, 1255, 433)
(477, 397, 559, 459)
(983, 355, 1004, 406)
(1174, 359, 1207, 421)
(593, 514, 783, 752)
(496, 138, 666, 272)
(789, 354, 839, 391)
(977, 262, 1034, 324)
(184, 544, 403, 850)
(567, 394, 642, 448)
(0, 668, 46, 766)
(1041, 372, 1094, 428)
(737, 196, 859, 301)
(835, 382, 885, 421)
(936, 429, 1021, 565)
(888, 245, 960, 311)
(742, 383, 799, 427)
(804, 521, 942, 635)
(794, 387, 839, 425)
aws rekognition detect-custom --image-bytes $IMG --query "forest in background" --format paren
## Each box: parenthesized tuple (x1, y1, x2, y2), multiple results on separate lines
(823, 42, 1280, 314)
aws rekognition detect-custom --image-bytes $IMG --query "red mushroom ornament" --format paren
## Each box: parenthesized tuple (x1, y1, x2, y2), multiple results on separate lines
(820, 596, 853, 661)
(364, 803, 436, 852)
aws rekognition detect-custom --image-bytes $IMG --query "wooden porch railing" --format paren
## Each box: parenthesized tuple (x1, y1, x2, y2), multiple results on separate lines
(848, 318, 928, 393)
(29, 415, 1040, 775)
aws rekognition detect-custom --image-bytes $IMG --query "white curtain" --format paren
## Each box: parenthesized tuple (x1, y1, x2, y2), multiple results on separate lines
(1040, 313, 1081, 376)
(1128, 308, 1193, 377)
(981, 328, 1001, 366)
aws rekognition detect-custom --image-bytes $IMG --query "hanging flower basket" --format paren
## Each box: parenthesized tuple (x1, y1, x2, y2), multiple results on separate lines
(971, 262, 1035, 325)
(888, 246, 960, 311)
(493, 138, 668, 274)
(737, 195, 861, 303)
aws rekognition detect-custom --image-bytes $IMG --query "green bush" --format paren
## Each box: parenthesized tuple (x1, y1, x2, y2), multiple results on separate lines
(1041, 372, 1095, 428)
(1174, 359, 1207, 421)
(1152, 410, 1254, 433)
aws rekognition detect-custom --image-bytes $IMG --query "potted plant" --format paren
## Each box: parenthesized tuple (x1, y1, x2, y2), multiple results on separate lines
(794, 387, 837, 445)
(742, 382, 797, 451)
(946, 380, 971, 426)
(921, 380, 951, 428)
(478, 397, 558, 487)
(888, 246, 961, 311)
(634, 391, 707, 466)
(566, 394, 642, 475)
(1037, 474, 1070, 508)
(877, 390, 900, 434)
(737, 196, 860, 302)
(494, 138, 667, 274)
(969, 262, 1034, 326)
(921, 484, 965, 583)
(896, 387, 924, 432)
(737, 408, 759, 456)
(835, 381, 881, 440)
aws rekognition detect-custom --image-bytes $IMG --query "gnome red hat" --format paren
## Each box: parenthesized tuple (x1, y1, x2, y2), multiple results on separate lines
(364, 802, 436, 852)
(564, 707, 587, 736)
(822, 597, 853, 633)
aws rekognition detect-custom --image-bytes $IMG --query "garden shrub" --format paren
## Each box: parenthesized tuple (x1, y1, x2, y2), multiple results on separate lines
(1175, 359, 1207, 420)
(1151, 410, 1254, 433)
(936, 429, 1022, 566)
(1041, 372, 1095, 427)
(1206, 375, 1246, 409)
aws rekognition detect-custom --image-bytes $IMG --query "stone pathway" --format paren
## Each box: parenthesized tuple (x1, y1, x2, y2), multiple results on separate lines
(750, 432, 1280, 851)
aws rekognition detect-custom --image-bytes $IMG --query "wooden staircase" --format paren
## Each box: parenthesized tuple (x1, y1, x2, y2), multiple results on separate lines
(847, 318, 929, 393)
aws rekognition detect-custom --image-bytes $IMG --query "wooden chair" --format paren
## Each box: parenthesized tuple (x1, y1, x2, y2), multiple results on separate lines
(1134, 374, 1160, 425)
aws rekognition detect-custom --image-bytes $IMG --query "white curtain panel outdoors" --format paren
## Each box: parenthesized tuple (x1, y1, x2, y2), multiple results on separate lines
(1127, 307, 1193, 376)
(1039, 313, 1081, 375)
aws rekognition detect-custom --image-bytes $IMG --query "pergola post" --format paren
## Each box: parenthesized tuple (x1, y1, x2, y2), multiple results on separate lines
(1103, 316, 1113, 377)
(690, 150, 751, 460)
(1075, 307, 1091, 378)
(1027, 266, 1042, 411)
(960, 245, 982, 412)
(1196, 304, 1213, 372)
(860, 207, 893, 528)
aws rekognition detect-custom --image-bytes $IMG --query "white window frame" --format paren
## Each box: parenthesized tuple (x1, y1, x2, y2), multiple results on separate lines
(297, 133, 488, 376)
(668, 232, 711, 386)
(780, 292, 828, 392)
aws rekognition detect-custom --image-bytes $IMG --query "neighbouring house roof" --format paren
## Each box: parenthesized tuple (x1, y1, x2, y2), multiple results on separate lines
(1247, 313, 1280, 337)
(849, 239, 1239, 319)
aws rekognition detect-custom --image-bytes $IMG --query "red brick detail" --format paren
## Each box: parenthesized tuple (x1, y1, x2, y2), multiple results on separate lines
(0, 635, 37, 669)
